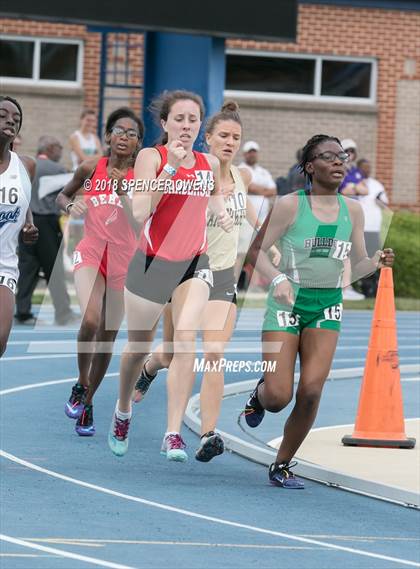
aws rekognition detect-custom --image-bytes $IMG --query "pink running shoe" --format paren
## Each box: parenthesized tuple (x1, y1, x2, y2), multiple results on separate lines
(161, 433, 188, 462)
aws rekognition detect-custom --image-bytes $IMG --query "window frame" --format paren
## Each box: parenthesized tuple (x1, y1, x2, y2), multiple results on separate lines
(0, 35, 83, 87)
(225, 49, 377, 105)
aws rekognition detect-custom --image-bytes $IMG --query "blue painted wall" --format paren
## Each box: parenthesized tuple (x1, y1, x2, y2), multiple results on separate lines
(142, 32, 225, 148)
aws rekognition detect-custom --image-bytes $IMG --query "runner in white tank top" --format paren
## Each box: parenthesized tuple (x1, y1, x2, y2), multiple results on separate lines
(0, 96, 38, 356)
(69, 110, 102, 170)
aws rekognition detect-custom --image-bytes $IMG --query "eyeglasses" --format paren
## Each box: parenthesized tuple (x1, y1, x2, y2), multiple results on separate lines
(111, 126, 139, 139)
(310, 151, 350, 163)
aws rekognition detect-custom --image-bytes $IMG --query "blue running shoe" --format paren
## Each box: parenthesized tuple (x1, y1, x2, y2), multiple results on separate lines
(65, 383, 87, 419)
(108, 413, 130, 457)
(161, 433, 188, 462)
(75, 404, 95, 436)
(244, 377, 265, 428)
(269, 461, 305, 489)
(195, 431, 224, 462)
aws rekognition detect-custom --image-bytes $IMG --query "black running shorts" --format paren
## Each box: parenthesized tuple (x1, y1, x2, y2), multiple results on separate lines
(125, 249, 212, 304)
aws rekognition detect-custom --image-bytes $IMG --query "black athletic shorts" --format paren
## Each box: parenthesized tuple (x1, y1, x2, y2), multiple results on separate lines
(125, 249, 212, 304)
(209, 266, 237, 304)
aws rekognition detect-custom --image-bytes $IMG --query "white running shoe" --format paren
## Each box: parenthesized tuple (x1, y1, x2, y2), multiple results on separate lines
(343, 286, 365, 301)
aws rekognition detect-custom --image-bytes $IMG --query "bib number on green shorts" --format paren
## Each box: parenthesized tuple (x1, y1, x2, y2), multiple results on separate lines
(323, 303, 343, 321)
(276, 310, 300, 328)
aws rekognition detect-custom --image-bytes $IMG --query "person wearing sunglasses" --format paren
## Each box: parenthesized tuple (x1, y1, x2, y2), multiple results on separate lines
(241, 134, 394, 489)
(57, 107, 144, 437)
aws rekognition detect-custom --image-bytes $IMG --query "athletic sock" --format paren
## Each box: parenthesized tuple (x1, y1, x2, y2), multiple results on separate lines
(115, 400, 131, 420)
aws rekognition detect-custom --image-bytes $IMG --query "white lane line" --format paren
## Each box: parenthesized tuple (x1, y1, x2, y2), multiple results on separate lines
(0, 553, 53, 558)
(24, 538, 317, 550)
(6, 334, 420, 346)
(1, 451, 419, 567)
(1, 354, 77, 362)
(0, 535, 137, 569)
(0, 375, 118, 396)
(2, 347, 419, 361)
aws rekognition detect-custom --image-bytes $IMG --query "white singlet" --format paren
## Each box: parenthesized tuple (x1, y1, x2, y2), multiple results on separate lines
(70, 130, 98, 171)
(0, 151, 31, 290)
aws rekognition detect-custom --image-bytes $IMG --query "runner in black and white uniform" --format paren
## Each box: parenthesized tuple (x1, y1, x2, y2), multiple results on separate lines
(0, 96, 38, 356)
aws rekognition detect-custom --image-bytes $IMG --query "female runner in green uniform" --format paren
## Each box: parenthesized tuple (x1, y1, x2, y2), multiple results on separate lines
(243, 134, 394, 488)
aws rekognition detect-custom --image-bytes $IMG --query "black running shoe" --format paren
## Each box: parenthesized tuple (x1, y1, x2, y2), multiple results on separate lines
(75, 404, 95, 436)
(269, 461, 305, 489)
(133, 355, 157, 403)
(244, 377, 265, 428)
(195, 431, 225, 462)
(64, 383, 87, 419)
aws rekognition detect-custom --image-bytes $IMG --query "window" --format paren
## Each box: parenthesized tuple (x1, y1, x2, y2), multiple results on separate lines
(0, 40, 34, 78)
(321, 60, 371, 98)
(0, 36, 82, 85)
(227, 55, 315, 95)
(225, 50, 376, 103)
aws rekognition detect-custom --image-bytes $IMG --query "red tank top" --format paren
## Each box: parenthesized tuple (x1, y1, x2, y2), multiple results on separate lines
(139, 145, 213, 261)
(84, 157, 136, 249)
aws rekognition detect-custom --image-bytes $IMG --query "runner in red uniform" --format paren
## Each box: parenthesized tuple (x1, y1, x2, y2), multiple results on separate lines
(57, 107, 144, 436)
(108, 90, 233, 459)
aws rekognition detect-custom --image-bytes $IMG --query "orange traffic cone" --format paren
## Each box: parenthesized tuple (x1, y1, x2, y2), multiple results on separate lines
(342, 268, 416, 448)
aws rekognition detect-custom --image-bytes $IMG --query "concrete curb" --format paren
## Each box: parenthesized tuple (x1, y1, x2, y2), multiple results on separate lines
(184, 365, 420, 509)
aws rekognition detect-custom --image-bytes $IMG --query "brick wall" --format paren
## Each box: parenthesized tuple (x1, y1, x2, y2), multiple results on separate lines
(0, 19, 101, 167)
(232, 98, 378, 183)
(392, 80, 420, 205)
(1, 4, 419, 206)
(228, 3, 420, 207)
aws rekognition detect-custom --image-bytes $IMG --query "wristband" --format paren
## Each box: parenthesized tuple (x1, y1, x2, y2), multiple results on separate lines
(163, 163, 177, 177)
(271, 273, 287, 287)
(65, 202, 74, 214)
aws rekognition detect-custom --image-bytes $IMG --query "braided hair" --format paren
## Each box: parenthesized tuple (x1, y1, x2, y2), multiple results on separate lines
(298, 134, 342, 183)
(0, 96, 23, 151)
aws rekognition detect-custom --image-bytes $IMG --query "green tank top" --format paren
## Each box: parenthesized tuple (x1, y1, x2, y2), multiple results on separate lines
(279, 190, 353, 288)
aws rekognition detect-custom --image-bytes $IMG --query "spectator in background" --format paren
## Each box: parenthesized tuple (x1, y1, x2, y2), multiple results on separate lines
(339, 138, 368, 198)
(69, 109, 102, 171)
(276, 148, 306, 196)
(239, 140, 276, 221)
(340, 138, 367, 301)
(237, 141, 276, 289)
(66, 109, 102, 271)
(357, 158, 389, 298)
(15, 136, 77, 325)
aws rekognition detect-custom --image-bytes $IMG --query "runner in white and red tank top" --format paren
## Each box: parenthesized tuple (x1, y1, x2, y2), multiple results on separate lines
(109, 90, 233, 460)
(57, 107, 144, 437)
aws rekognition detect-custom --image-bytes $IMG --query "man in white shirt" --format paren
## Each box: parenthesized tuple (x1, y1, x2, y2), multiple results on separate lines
(357, 158, 389, 297)
(239, 140, 276, 222)
(237, 141, 276, 290)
